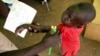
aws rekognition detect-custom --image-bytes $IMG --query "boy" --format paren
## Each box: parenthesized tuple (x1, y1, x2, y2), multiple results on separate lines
(0, 2, 96, 56)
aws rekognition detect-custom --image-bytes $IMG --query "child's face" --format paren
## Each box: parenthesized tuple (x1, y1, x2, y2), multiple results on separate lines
(61, 11, 80, 27)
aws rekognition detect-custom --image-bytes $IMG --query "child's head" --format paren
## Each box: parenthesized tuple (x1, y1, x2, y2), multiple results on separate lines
(61, 2, 96, 27)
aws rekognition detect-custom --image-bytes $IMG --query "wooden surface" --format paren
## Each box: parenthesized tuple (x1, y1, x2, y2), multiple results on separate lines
(84, 23, 100, 41)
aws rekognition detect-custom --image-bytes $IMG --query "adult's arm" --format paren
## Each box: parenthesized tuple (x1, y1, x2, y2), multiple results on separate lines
(0, 0, 9, 18)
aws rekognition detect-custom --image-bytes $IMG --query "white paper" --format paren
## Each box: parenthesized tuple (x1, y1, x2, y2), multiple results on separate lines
(4, 0, 37, 38)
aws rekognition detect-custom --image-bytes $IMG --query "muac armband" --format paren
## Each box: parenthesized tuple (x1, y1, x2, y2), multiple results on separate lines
(50, 26, 57, 35)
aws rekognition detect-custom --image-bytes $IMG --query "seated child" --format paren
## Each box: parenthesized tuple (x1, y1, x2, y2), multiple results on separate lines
(0, 2, 96, 56)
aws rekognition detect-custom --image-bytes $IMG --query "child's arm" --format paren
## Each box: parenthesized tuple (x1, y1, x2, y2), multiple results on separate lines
(23, 25, 60, 56)
(24, 33, 61, 56)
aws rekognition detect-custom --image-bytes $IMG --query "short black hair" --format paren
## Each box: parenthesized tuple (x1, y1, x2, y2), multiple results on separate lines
(66, 2, 96, 24)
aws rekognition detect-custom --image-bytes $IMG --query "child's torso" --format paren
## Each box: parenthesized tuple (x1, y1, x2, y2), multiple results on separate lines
(59, 24, 84, 45)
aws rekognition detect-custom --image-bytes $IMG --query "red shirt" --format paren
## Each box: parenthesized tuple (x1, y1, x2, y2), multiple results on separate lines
(59, 24, 84, 56)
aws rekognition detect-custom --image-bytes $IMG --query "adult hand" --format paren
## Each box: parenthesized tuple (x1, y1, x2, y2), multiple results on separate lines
(15, 23, 41, 36)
